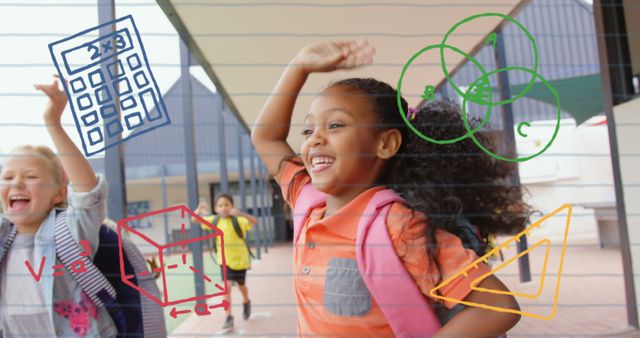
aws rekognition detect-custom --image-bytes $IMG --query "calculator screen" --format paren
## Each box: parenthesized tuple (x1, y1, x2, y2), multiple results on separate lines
(62, 29, 134, 75)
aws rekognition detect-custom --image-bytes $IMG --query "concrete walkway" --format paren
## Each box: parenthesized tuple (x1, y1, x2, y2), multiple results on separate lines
(170, 235, 639, 337)
(170, 244, 297, 337)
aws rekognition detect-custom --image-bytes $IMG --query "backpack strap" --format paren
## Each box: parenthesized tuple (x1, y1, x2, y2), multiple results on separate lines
(292, 183, 326, 247)
(212, 216, 255, 259)
(53, 212, 119, 311)
(210, 215, 220, 252)
(230, 216, 243, 239)
(355, 189, 441, 337)
(230, 216, 255, 259)
(0, 224, 17, 273)
(455, 217, 484, 257)
(1, 225, 19, 338)
(119, 233, 167, 337)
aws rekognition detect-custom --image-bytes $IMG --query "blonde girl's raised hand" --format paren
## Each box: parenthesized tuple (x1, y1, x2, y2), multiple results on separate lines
(34, 76, 68, 127)
(295, 40, 375, 74)
(34, 76, 98, 193)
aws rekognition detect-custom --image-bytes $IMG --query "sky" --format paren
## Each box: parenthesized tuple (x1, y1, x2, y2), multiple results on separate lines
(0, 0, 215, 163)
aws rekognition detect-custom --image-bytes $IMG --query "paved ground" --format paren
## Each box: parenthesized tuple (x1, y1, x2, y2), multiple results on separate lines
(169, 244, 298, 337)
(169, 233, 639, 338)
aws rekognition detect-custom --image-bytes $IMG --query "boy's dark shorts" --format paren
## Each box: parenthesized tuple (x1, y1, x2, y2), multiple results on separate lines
(221, 265, 247, 286)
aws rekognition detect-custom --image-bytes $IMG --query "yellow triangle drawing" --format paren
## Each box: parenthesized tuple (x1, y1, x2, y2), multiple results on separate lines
(429, 204, 572, 321)
(470, 238, 550, 299)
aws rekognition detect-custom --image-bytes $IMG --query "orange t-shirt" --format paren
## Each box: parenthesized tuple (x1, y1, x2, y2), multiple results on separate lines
(279, 160, 490, 336)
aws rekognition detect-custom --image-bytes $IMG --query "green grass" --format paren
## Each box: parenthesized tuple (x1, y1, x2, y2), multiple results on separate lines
(155, 250, 225, 333)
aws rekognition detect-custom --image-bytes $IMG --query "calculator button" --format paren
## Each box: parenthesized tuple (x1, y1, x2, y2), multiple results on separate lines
(70, 78, 86, 93)
(100, 104, 117, 119)
(114, 78, 132, 95)
(87, 127, 103, 146)
(127, 54, 142, 70)
(107, 60, 123, 79)
(125, 112, 143, 130)
(95, 86, 112, 105)
(106, 119, 123, 137)
(120, 96, 137, 110)
(77, 94, 92, 110)
(139, 88, 161, 121)
(134, 71, 149, 88)
(81, 111, 99, 126)
(88, 69, 105, 87)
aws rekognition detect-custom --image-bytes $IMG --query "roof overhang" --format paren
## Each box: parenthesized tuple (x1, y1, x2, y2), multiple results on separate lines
(157, 0, 527, 150)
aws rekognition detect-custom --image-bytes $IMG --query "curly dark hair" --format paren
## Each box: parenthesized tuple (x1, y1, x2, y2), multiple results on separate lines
(284, 77, 531, 279)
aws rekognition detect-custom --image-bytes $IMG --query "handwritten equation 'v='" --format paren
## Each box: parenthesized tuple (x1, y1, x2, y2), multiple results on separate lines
(24, 239, 92, 282)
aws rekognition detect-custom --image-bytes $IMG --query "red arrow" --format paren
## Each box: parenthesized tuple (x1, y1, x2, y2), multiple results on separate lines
(209, 299, 230, 311)
(170, 307, 191, 319)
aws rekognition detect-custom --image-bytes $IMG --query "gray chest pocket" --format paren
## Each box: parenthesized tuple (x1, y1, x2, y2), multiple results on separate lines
(323, 257, 372, 317)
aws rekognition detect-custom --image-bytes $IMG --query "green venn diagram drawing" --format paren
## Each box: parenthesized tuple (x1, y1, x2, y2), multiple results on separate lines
(397, 12, 561, 163)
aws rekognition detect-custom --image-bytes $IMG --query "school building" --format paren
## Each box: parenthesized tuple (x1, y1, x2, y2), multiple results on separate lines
(87, 73, 289, 255)
(2, 0, 633, 334)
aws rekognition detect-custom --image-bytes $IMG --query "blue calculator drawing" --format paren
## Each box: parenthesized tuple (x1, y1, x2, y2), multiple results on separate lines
(49, 15, 170, 157)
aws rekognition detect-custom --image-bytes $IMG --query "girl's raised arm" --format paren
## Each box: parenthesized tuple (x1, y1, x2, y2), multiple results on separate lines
(251, 40, 374, 181)
(35, 78, 98, 193)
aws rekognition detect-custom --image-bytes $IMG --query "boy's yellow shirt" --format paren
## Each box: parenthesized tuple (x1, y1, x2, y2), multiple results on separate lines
(201, 215, 252, 270)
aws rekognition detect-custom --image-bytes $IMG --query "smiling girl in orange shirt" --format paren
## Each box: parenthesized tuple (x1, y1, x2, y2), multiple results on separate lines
(252, 40, 529, 337)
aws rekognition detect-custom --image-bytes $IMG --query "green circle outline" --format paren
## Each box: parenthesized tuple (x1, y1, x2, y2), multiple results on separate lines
(397, 43, 494, 145)
(441, 12, 539, 106)
(462, 66, 561, 162)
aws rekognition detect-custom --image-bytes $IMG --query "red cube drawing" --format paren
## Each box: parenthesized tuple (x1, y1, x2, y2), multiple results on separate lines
(117, 205, 227, 307)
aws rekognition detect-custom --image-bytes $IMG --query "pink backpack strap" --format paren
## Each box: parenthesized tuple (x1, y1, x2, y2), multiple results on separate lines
(356, 189, 441, 337)
(292, 183, 325, 246)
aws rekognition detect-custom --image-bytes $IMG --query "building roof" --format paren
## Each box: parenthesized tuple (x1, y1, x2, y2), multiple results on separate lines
(437, 0, 601, 127)
(156, 0, 527, 150)
(89, 74, 254, 180)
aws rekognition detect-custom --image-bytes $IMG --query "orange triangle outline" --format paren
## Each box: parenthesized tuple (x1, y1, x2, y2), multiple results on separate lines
(429, 204, 572, 321)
